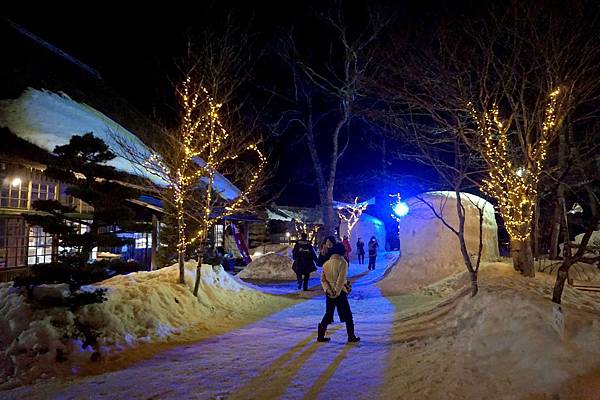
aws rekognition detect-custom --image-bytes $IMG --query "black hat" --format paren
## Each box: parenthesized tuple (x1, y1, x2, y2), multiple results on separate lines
(331, 243, 346, 256)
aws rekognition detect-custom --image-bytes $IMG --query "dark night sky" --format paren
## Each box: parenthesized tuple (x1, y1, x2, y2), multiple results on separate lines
(5, 1, 494, 208)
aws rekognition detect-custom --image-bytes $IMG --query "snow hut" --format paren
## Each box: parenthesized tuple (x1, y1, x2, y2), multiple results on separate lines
(380, 191, 499, 293)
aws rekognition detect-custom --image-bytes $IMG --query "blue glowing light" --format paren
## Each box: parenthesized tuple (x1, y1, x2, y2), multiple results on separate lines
(393, 201, 409, 217)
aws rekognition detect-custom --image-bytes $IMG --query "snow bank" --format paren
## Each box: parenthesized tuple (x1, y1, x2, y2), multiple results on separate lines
(0, 262, 290, 387)
(249, 244, 291, 259)
(380, 191, 499, 294)
(383, 262, 600, 399)
(237, 253, 298, 281)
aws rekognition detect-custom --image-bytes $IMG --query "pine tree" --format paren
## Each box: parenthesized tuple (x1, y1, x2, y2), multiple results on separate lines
(20, 133, 146, 288)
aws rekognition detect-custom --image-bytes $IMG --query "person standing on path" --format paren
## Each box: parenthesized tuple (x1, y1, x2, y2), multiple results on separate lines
(342, 235, 352, 262)
(317, 243, 360, 343)
(317, 235, 337, 267)
(292, 233, 318, 291)
(368, 236, 379, 271)
(356, 237, 365, 265)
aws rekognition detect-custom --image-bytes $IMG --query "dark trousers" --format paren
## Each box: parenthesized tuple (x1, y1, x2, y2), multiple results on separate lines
(368, 255, 376, 270)
(320, 292, 353, 326)
(296, 272, 310, 291)
(357, 253, 365, 264)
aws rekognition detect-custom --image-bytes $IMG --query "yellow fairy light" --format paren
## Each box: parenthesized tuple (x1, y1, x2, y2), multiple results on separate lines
(468, 87, 562, 244)
(147, 76, 266, 267)
(293, 219, 320, 244)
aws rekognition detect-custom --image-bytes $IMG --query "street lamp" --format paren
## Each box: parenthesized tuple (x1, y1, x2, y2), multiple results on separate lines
(390, 193, 409, 256)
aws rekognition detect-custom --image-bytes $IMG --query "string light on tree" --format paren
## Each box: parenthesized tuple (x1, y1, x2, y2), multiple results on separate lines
(338, 197, 368, 240)
(468, 87, 562, 245)
(144, 76, 266, 284)
(293, 219, 320, 244)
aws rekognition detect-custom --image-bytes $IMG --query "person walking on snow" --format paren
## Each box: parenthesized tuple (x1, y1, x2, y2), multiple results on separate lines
(342, 235, 352, 262)
(317, 243, 360, 343)
(292, 233, 318, 291)
(356, 237, 365, 265)
(368, 236, 379, 271)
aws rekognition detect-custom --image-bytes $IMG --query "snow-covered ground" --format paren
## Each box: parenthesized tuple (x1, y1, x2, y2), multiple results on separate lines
(2, 253, 600, 399)
(0, 261, 295, 389)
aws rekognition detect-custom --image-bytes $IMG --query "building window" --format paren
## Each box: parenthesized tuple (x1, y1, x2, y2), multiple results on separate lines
(134, 232, 152, 249)
(0, 217, 27, 269)
(31, 182, 56, 201)
(27, 225, 53, 265)
(214, 224, 224, 246)
(0, 179, 29, 209)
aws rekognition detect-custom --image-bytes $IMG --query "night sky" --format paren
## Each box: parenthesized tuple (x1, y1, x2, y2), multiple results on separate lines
(3, 1, 529, 209)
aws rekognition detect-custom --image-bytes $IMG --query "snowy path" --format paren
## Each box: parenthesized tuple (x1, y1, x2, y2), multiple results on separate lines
(3, 254, 399, 400)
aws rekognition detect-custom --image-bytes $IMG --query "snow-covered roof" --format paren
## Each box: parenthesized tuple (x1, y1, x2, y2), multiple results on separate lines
(333, 197, 376, 209)
(267, 205, 323, 224)
(0, 88, 241, 201)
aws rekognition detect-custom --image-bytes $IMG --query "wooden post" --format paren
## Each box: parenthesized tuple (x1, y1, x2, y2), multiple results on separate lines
(150, 214, 159, 271)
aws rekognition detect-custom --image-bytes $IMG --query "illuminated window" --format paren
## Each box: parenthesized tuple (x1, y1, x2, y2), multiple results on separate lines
(0, 179, 28, 209)
(214, 224, 224, 246)
(134, 232, 152, 249)
(27, 225, 53, 265)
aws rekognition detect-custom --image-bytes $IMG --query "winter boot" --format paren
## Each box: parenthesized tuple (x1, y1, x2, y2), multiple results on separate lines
(346, 321, 360, 343)
(317, 323, 331, 342)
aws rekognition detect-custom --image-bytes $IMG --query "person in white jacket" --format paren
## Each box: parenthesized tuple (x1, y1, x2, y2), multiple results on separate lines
(317, 243, 360, 343)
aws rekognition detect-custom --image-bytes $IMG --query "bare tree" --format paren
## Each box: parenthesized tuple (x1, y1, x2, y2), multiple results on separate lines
(271, 5, 388, 237)
(550, 122, 600, 303)
(114, 25, 267, 286)
(375, 1, 599, 277)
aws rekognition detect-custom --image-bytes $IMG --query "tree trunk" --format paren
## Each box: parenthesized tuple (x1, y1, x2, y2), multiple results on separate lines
(178, 250, 185, 284)
(533, 198, 540, 259)
(520, 240, 535, 277)
(552, 262, 571, 304)
(550, 126, 568, 259)
(549, 199, 563, 259)
(512, 238, 534, 276)
(511, 239, 523, 272)
(469, 270, 478, 297)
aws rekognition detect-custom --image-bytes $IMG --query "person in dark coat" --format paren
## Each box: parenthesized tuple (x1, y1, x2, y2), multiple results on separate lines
(292, 233, 318, 291)
(356, 237, 365, 265)
(368, 236, 379, 271)
(317, 235, 337, 267)
(317, 242, 360, 343)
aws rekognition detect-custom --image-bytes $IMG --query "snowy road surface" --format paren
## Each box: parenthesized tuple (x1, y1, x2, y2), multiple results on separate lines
(4, 254, 403, 400)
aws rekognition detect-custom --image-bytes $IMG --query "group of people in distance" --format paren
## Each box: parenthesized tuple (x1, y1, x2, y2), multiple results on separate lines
(291, 233, 380, 343)
(342, 235, 380, 271)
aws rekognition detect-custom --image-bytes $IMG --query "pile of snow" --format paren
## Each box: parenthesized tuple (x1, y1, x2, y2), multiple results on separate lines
(576, 230, 600, 250)
(380, 191, 499, 294)
(0, 261, 291, 387)
(249, 244, 291, 259)
(339, 212, 386, 250)
(237, 253, 298, 281)
(559, 229, 600, 258)
(382, 262, 600, 399)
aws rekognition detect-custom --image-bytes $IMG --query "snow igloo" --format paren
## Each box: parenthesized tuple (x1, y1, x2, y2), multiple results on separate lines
(339, 212, 386, 251)
(380, 191, 499, 293)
